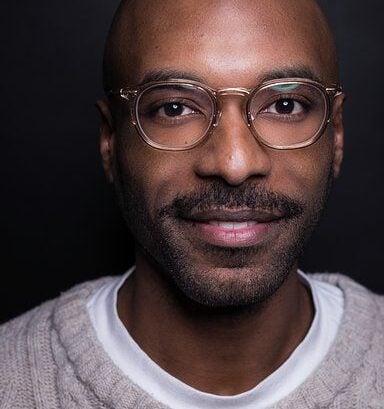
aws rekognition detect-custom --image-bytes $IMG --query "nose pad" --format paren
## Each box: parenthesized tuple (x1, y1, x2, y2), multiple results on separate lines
(213, 97, 251, 130)
(213, 110, 222, 128)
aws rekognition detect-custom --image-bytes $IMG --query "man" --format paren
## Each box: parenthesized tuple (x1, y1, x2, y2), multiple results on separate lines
(1, 0, 383, 407)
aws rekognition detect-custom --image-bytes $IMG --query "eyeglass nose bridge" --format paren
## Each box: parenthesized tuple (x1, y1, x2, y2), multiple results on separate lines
(216, 87, 251, 97)
(212, 87, 253, 128)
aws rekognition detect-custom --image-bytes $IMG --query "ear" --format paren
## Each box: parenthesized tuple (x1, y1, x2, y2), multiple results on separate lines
(96, 99, 115, 183)
(331, 93, 345, 178)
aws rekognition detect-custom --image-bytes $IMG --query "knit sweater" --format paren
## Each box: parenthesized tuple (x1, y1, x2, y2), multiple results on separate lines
(0, 274, 383, 408)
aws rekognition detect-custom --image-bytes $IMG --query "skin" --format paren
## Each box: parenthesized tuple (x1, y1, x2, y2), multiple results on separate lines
(97, 0, 345, 395)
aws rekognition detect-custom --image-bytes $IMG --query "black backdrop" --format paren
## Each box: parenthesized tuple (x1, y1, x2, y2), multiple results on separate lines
(1, 1, 384, 323)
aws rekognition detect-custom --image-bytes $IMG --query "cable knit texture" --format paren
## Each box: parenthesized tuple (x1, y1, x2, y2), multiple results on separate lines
(0, 273, 383, 408)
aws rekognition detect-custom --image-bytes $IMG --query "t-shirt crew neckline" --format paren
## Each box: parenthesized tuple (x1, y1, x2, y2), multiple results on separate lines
(87, 268, 344, 409)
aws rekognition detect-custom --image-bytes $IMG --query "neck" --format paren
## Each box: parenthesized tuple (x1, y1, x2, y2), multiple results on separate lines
(117, 254, 314, 395)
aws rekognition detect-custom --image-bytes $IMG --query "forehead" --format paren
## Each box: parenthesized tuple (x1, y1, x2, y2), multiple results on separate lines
(119, 0, 332, 87)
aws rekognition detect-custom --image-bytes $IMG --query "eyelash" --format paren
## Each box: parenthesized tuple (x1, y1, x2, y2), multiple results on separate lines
(145, 99, 205, 119)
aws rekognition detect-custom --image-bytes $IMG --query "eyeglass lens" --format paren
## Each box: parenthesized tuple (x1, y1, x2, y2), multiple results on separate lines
(136, 82, 327, 149)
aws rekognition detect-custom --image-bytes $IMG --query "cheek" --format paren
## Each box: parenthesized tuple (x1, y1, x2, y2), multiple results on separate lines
(116, 134, 195, 215)
(269, 136, 335, 201)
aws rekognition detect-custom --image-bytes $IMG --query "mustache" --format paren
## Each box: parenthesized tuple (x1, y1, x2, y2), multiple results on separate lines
(159, 181, 304, 219)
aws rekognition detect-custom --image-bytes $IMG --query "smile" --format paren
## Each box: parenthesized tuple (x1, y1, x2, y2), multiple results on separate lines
(182, 209, 283, 248)
(208, 220, 258, 229)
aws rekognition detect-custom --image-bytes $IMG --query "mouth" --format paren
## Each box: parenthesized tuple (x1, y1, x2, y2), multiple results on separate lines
(181, 208, 284, 248)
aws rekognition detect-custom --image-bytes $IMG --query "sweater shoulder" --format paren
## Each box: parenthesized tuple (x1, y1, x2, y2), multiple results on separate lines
(0, 276, 114, 408)
(272, 273, 384, 408)
(310, 272, 384, 306)
(0, 275, 113, 340)
(311, 272, 384, 331)
(312, 272, 384, 369)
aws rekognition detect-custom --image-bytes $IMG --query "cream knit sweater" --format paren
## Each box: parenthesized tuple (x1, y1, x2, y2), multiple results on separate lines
(0, 273, 383, 408)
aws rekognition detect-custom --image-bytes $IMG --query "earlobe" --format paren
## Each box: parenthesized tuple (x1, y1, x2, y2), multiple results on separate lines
(331, 94, 345, 178)
(96, 100, 115, 183)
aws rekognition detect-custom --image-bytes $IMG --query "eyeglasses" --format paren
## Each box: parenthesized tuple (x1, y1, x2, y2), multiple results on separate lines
(109, 78, 343, 151)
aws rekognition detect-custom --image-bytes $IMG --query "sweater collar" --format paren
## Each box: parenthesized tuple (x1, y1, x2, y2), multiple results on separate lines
(52, 273, 380, 408)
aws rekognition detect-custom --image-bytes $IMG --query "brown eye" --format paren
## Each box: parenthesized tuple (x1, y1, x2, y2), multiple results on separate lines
(266, 99, 306, 115)
(162, 102, 192, 117)
(275, 99, 295, 114)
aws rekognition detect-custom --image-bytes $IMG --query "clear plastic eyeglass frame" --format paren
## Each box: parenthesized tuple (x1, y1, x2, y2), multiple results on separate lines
(109, 77, 343, 151)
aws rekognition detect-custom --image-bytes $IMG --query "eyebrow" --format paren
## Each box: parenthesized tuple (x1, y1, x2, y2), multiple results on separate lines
(139, 69, 204, 85)
(139, 66, 322, 87)
(259, 67, 322, 83)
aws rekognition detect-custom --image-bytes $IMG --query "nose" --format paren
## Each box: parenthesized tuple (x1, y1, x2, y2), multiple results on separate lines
(193, 101, 272, 186)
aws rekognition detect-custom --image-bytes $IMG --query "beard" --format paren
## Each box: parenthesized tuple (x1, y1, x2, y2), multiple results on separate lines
(115, 168, 333, 309)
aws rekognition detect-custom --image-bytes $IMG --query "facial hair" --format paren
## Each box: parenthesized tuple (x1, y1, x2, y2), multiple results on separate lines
(115, 170, 333, 309)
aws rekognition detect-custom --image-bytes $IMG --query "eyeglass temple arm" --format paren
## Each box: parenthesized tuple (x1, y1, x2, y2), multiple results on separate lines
(326, 85, 344, 98)
(108, 89, 138, 100)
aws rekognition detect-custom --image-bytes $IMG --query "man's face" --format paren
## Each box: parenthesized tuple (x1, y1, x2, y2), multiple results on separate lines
(102, 0, 344, 307)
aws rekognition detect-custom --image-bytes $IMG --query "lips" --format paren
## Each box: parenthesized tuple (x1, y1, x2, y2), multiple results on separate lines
(181, 208, 283, 248)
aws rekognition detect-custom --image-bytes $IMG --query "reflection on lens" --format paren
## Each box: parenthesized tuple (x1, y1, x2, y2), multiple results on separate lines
(249, 82, 327, 148)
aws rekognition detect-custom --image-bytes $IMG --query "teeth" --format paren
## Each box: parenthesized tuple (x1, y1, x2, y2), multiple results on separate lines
(209, 221, 258, 230)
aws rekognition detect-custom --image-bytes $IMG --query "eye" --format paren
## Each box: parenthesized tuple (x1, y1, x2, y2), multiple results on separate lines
(157, 102, 195, 118)
(264, 98, 307, 115)
(144, 99, 201, 122)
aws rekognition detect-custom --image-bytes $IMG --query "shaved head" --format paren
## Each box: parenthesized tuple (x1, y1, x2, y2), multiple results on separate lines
(103, 0, 338, 94)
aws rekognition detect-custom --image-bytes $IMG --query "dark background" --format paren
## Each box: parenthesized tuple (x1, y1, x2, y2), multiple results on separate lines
(1, 1, 383, 323)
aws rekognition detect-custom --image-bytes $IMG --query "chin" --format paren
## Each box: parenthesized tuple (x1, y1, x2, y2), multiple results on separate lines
(159, 247, 296, 308)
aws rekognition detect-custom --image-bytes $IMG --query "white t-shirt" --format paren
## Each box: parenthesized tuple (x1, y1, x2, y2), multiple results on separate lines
(87, 268, 344, 409)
